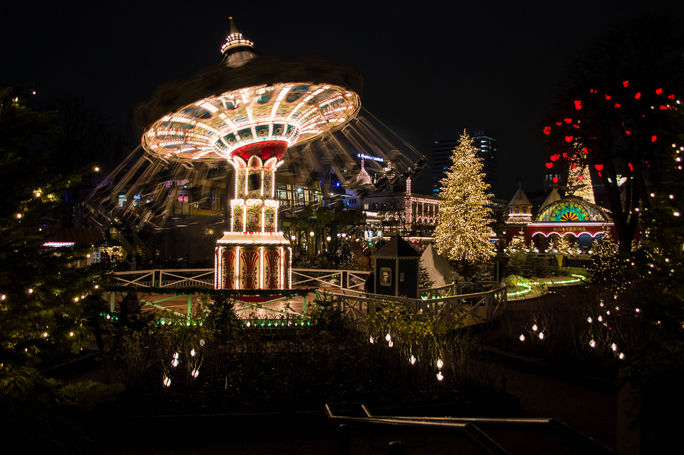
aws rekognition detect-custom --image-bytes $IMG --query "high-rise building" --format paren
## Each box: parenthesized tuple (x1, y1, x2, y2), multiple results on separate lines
(431, 139, 458, 196)
(431, 130, 498, 196)
(470, 130, 498, 195)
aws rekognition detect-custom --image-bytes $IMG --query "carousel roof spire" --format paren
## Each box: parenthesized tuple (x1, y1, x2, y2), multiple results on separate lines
(220, 17, 256, 67)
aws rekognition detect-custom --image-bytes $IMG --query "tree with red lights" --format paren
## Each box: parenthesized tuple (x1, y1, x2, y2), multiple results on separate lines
(543, 18, 683, 253)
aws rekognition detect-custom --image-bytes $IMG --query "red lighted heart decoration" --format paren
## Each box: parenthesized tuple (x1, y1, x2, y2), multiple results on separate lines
(594, 164, 604, 171)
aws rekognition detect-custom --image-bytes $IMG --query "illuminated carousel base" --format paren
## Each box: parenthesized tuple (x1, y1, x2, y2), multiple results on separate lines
(214, 232, 291, 290)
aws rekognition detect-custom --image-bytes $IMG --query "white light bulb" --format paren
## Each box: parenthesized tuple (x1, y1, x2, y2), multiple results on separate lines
(587, 317, 593, 323)
(532, 324, 538, 331)
(519, 334, 525, 342)
(436, 358, 444, 369)
(611, 343, 617, 352)
(385, 333, 391, 342)
(589, 340, 596, 348)
(436, 371, 444, 381)
(409, 355, 416, 365)
(538, 332, 544, 340)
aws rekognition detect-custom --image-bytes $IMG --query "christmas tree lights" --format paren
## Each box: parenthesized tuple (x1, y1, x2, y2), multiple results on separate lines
(434, 132, 495, 263)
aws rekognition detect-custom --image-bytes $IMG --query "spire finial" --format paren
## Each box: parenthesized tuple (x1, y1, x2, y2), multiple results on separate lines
(220, 17, 255, 67)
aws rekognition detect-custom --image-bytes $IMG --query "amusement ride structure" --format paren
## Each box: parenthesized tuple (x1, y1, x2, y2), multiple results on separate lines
(88, 19, 427, 293)
(139, 19, 361, 290)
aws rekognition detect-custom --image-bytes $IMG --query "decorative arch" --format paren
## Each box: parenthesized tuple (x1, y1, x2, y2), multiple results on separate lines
(538, 200, 590, 222)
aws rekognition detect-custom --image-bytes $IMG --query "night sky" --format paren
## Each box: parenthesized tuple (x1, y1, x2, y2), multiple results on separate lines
(2, 1, 681, 198)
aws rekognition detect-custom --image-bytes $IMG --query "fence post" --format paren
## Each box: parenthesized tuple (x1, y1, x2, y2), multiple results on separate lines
(302, 293, 308, 315)
(187, 294, 192, 323)
(109, 292, 115, 313)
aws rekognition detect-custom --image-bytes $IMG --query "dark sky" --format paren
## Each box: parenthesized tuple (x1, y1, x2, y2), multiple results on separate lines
(1, 1, 681, 198)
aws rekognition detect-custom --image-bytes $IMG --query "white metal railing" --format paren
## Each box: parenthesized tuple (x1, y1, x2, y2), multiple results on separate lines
(112, 268, 371, 290)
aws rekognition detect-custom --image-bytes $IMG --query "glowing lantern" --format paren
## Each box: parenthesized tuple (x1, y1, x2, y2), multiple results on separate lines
(594, 164, 604, 171)
(564, 136, 573, 143)
(545, 162, 553, 169)
(543, 126, 551, 135)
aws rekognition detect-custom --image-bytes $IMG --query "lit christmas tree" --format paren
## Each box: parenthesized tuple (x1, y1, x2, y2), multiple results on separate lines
(434, 131, 495, 263)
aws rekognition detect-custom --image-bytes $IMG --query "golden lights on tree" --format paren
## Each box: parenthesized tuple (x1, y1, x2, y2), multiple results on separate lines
(434, 131, 495, 263)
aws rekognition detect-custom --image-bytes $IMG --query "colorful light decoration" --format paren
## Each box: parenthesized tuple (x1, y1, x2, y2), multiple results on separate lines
(141, 21, 361, 291)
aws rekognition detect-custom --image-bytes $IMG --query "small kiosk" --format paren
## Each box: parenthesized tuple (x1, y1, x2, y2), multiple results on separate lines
(374, 235, 421, 298)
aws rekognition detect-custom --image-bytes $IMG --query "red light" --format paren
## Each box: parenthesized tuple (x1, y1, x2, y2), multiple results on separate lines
(564, 118, 573, 123)
(614, 103, 621, 108)
(573, 124, 579, 129)
(552, 177, 559, 184)
(594, 164, 604, 171)
(651, 135, 658, 142)
(605, 94, 611, 100)
(562, 152, 568, 158)
(628, 162, 634, 172)
(582, 147, 589, 154)
(572, 163, 577, 169)
(589, 88, 596, 94)
(578, 175, 584, 181)
(597, 171, 603, 177)
(668, 94, 675, 100)
(623, 80, 629, 87)
(655, 88, 663, 95)
(659, 105, 668, 110)
(545, 162, 553, 169)
(565, 136, 573, 143)
(574, 100, 582, 110)
(550, 154, 561, 162)
(543, 126, 551, 135)
(555, 121, 563, 126)
(625, 129, 631, 136)
(634, 92, 641, 99)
